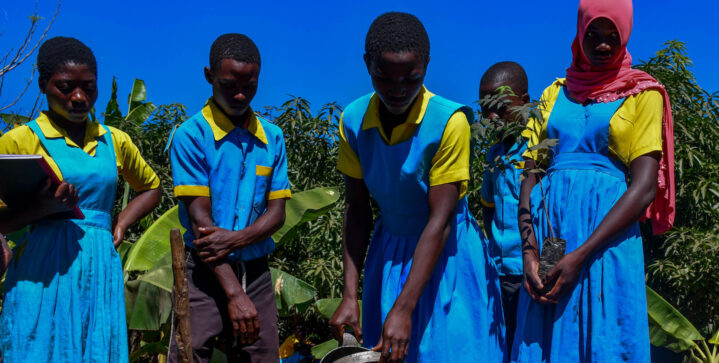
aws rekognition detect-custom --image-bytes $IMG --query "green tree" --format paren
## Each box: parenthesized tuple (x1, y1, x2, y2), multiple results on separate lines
(636, 40, 719, 338)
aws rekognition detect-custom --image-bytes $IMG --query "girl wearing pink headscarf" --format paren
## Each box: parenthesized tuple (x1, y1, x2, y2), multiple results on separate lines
(512, 0, 675, 361)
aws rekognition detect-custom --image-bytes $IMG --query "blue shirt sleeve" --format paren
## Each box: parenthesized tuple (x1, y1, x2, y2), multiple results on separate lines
(268, 132, 291, 200)
(170, 126, 211, 197)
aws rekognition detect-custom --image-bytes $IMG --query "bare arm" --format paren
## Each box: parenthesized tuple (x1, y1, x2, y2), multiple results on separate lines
(179, 196, 260, 343)
(112, 188, 161, 247)
(329, 176, 373, 343)
(543, 153, 659, 302)
(518, 158, 549, 302)
(372, 182, 459, 362)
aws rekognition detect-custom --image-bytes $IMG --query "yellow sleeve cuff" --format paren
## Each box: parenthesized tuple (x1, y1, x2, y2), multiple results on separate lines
(337, 162, 363, 179)
(268, 189, 292, 200)
(429, 169, 469, 187)
(337, 115, 364, 179)
(628, 145, 663, 163)
(174, 185, 210, 197)
(133, 177, 161, 192)
(480, 197, 496, 208)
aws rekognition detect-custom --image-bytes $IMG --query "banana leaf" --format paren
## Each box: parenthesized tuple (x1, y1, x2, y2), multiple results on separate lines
(710, 329, 719, 345)
(311, 339, 339, 360)
(647, 285, 704, 352)
(271, 267, 316, 316)
(314, 298, 362, 321)
(124, 259, 173, 331)
(272, 187, 340, 245)
(124, 206, 183, 271)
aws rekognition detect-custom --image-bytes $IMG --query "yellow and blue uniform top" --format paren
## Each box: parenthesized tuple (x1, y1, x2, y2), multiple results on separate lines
(480, 140, 527, 276)
(169, 98, 291, 261)
(337, 86, 471, 198)
(523, 78, 663, 165)
(0, 112, 160, 196)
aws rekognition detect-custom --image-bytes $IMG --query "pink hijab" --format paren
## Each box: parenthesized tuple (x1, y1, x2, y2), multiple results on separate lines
(566, 0, 675, 234)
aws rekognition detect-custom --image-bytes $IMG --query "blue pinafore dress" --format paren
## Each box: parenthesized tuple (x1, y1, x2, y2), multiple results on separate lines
(511, 87, 650, 362)
(0, 120, 129, 362)
(342, 94, 507, 362)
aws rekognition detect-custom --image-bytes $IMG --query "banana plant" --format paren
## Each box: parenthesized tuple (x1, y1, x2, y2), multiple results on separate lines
(647, 285, 719, 362)
(103, 78, 159, 214)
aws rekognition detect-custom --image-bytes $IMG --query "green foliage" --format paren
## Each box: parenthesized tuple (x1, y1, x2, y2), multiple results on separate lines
(124, 206, 183, 272)
(260, 97, 350, 345)
(646, 226, 719, 336)
(124, 256, 173, 331)
(272, 267, 317, 316)
(647, 286, 719, 363)
(103, 77, 187, 243)
(311, 339, 339, 359)
(273, 187, 341, 245)
(637, 41, 719, 339)
(636, 40, 719, 227)
(262, 100, 343, 289)
(647, 285, 705, 352)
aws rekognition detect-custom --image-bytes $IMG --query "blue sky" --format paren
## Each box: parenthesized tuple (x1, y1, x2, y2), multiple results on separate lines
(1, 0, 717, 122)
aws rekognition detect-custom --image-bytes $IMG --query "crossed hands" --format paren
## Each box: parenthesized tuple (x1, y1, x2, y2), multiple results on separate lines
(192, 226, 251, 263)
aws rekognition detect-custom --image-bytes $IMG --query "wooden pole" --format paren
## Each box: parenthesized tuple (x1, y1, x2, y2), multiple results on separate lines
(170, 228, 192, 363)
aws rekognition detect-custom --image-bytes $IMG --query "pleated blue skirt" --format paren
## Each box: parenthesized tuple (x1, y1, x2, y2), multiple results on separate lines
(362, 205, 507, 362)
(0, 212, 128, 362)
(511, 161, 650, 362)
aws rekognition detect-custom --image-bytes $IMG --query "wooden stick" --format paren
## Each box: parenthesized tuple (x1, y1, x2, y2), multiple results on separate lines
(170, 228, 192, 363)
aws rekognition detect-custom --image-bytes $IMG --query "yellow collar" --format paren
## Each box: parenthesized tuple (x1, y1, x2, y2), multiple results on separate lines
(201, 98, 268, 144)
(362, 86, 434, 144)
(36, 112, 107, 151)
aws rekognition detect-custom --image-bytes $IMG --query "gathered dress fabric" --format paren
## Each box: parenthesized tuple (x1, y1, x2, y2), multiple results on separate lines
(0, 120, 128, 362)
(340, 92, 507, 362)
(511, 87, 649, 362)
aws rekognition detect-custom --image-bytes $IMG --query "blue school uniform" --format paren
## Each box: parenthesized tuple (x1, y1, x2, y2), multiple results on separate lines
(338, 89, 507, 362)
(0, 120, 129, 362)
(511, 86, 650, 362)
(480, 140, 527, 276)
(170, 99, 291, 261)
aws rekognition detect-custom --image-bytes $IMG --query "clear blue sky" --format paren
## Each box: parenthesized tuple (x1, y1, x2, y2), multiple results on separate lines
(1, 0, 717, 122)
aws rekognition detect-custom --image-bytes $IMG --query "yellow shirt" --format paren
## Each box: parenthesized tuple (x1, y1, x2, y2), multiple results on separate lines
(523, 78, 663, 166)
(337, 86, 471, 197)
(0, 112, 160, 192)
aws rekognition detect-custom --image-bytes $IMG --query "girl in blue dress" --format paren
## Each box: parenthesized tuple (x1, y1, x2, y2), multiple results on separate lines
(329, 12, 506, 362)
(0, 37, 162, 362)
(512, 0, 675, 361)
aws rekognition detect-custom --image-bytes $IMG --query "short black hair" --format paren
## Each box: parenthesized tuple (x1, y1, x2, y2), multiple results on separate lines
(365, 12, 430, 63)
(209, 33, 261, 70)
(480, 61, 528, 96)
(37, 37, 97, 84)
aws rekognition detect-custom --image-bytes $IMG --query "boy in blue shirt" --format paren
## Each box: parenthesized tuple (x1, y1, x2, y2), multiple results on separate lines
(168, 33, 291, 363)
(479, 61, 530, 350)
